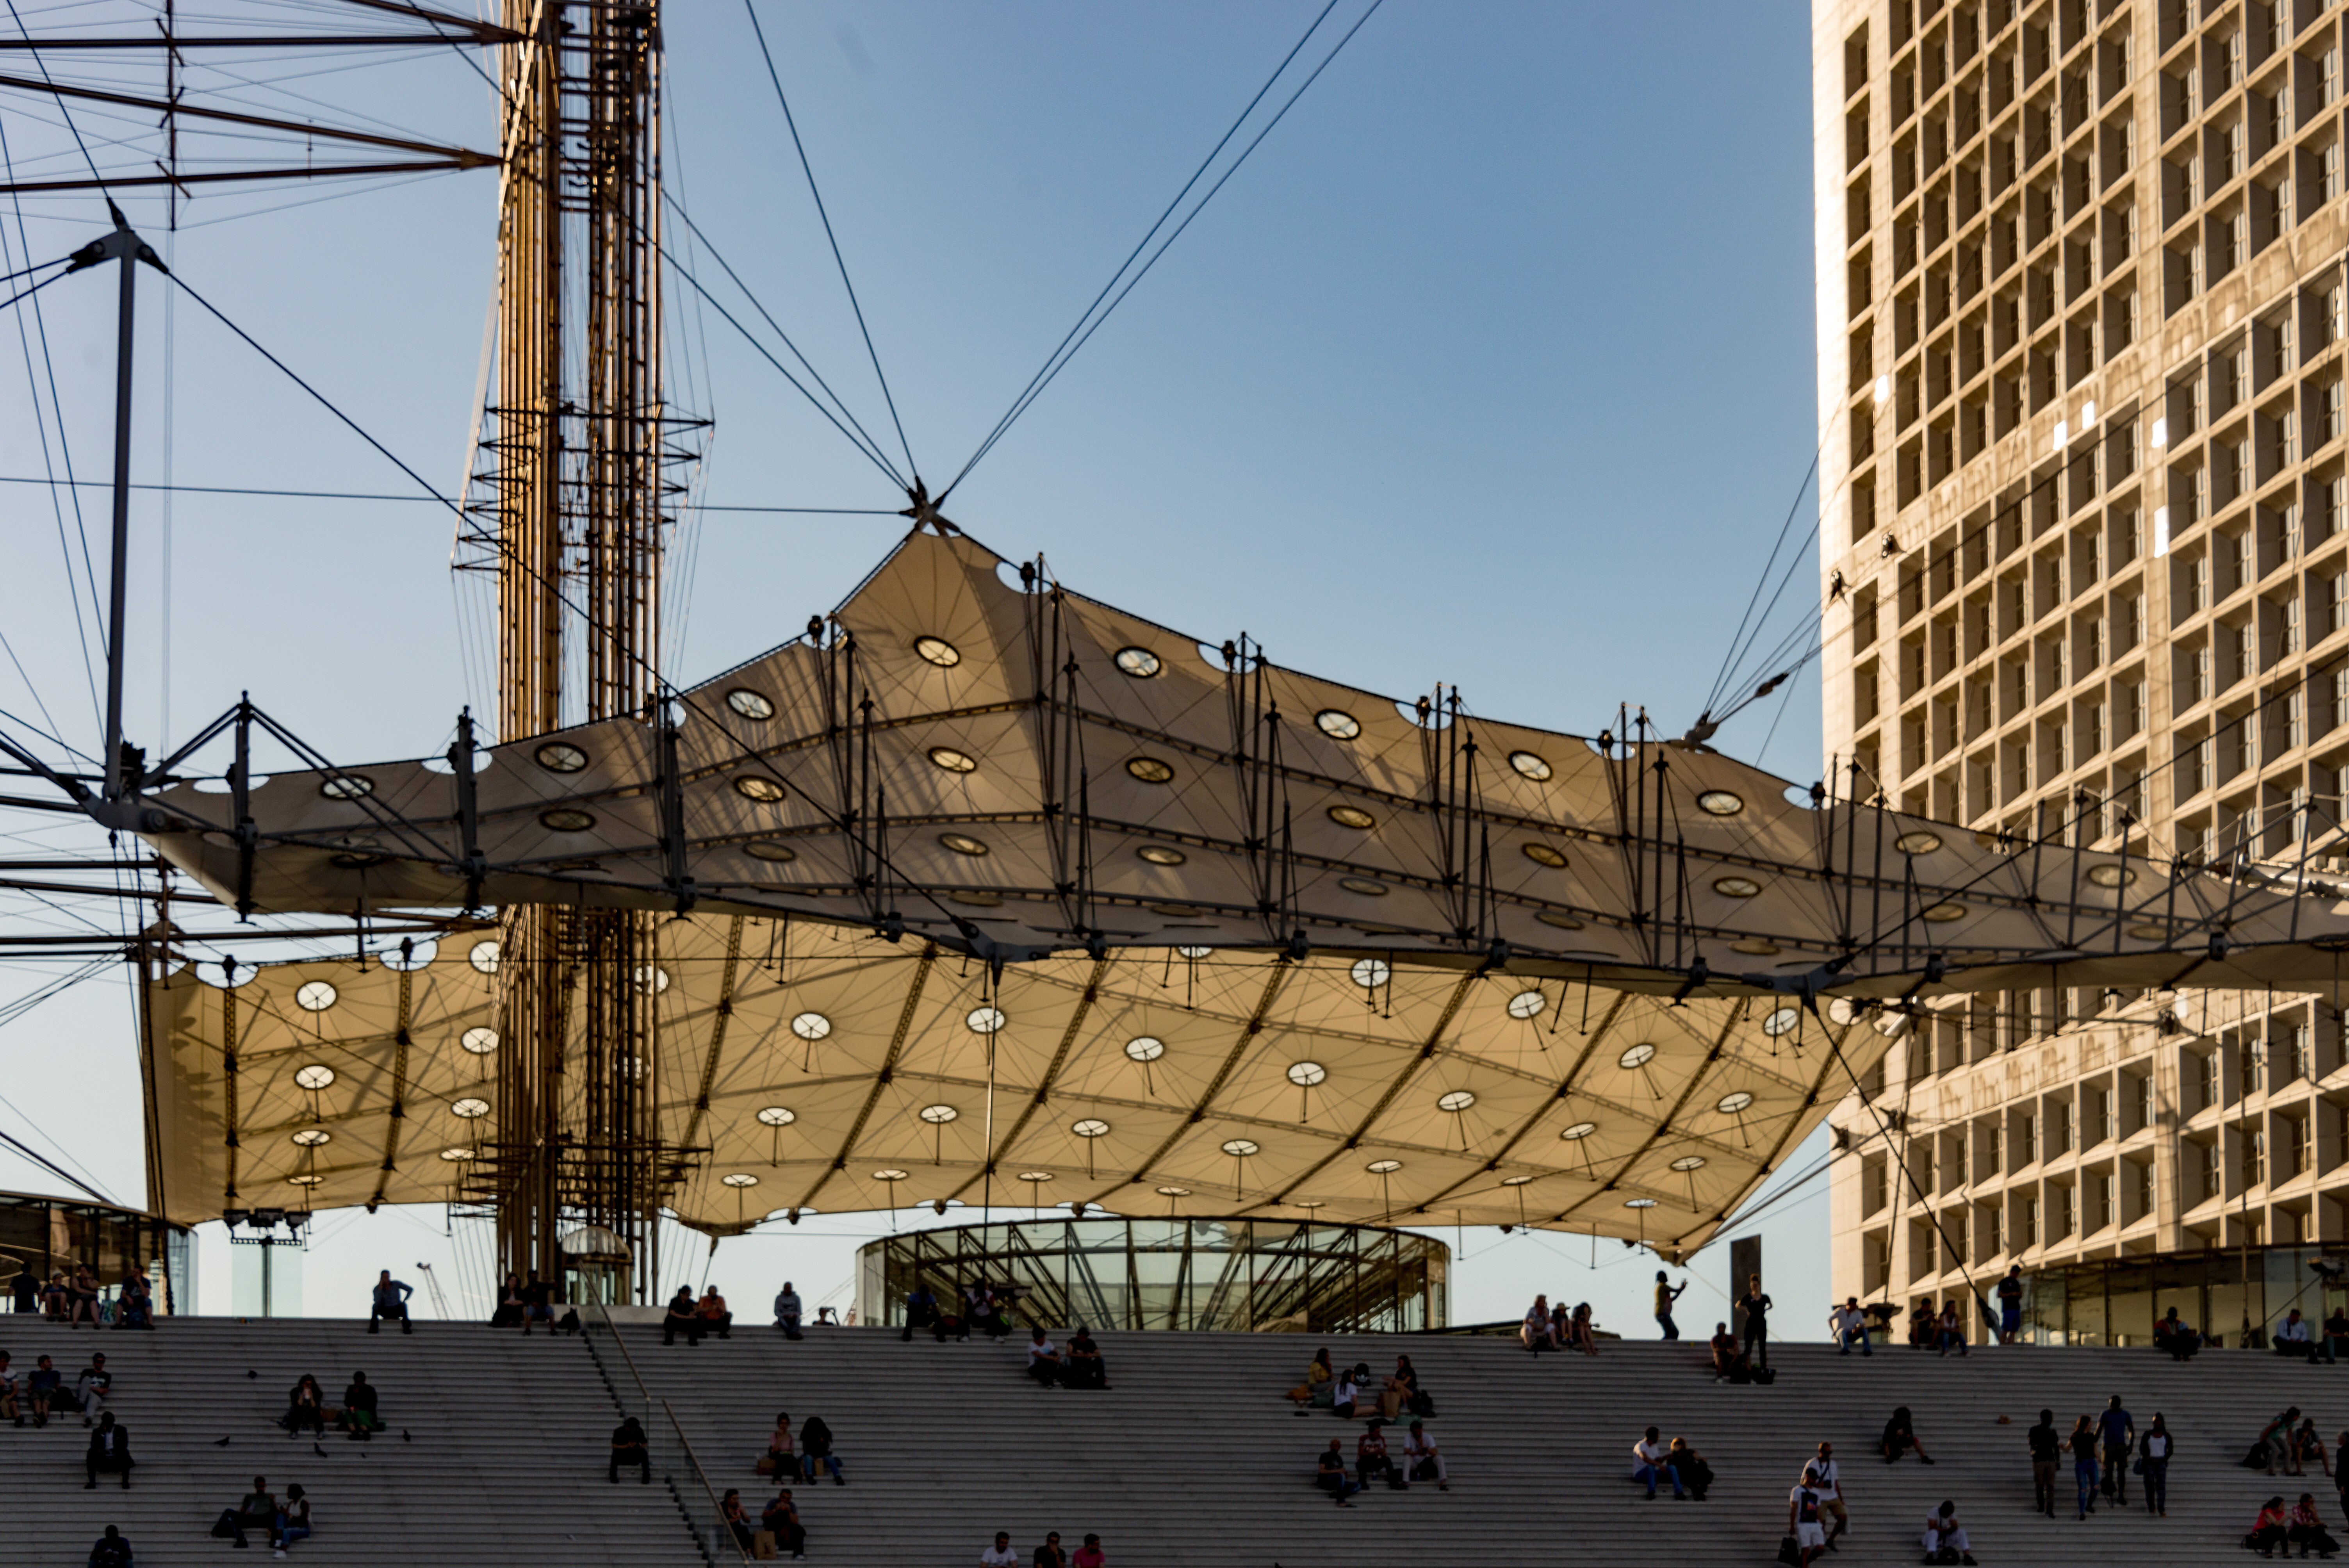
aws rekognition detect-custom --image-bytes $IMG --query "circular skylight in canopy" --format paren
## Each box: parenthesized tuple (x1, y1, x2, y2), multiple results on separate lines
(727, 689, 775, 720)
(1315, 710, 1362, 740)
(1114, 647, 1160, 677)
(914, 636, 961, 667)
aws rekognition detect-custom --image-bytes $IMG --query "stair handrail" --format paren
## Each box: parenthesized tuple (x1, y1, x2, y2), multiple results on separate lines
(581, 1302, 750, 1564)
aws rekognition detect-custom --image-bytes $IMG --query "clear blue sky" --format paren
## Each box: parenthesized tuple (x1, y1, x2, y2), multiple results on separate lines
(0, 0, 1828, 1330)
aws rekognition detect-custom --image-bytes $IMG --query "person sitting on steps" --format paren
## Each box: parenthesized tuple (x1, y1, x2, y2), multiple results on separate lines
(279, 1376, 324, 1436)
(1357, 1419, 1406, 1491)
(773, 1281, 804, 1341)
(1404, 1419, 1449, 1491)
(83, 1411, 132, 1490)
(798, 1414, 843, 1485)
(1315, 1438, 1361, 1506)
(1633, 1425, 1682, 1500)
(86, 1525, 133, 1568)
(1669, 1437, 1712, 1502)
(1709, 1322, 1747, 1384)
(273, 1484, 312, 1558)
(2154, 1305, 2203, 1360)
(1881, 1406, 1934, 1465)
(1064, 1326, 1108, 1390)
(764, 1412, 796, 1480)
(697, 1285, 733, 1341)
(662, 1287, 704, 1347)
(27, 1353, 61, 1426)
(1521, 1294, 1558, 1354)
(1287, 1347, 1334, 1411)
(1025, 1328, 1063, 1387)
(1919, 1500, 1976, 1564)
(2292, 1493, 2344, 1559)
(490, 1273, 525, 1330)
(2252, 1496, 2294, 1558)
(1330, 1364, 1363, 1419)
(211, 1477, 276, 1548)
(364, 1271, 412, 1336)
(609, 1416, 649, 1484)
(761, 1489, 806, 1561)
(0, 1350, 18, 1427)
(75, 1352, 110, 1427)
(336, 1372, 382, 1437)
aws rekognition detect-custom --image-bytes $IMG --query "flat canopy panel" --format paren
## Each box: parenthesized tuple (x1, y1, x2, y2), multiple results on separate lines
(131, 528, 2349, 998)
(143, 916, 1883, 1257)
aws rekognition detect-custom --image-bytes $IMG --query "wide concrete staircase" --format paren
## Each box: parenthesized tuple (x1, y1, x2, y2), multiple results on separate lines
(1, 1317, 703, 1567)
(629, 1322, 2349, 1567)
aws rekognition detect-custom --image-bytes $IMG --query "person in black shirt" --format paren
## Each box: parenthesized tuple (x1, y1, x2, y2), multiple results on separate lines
(337, 1373, 381, 1436)
(1736, 1275, 1773, 1370)
(83, 1411, 132, 1490)
(520, 1271, 556, 1335)
(798, 1415, 843, 1485)
(1881, 1406, 1934, 1465)
(2027, 1408, 2060, 1518)
(899, 1285, 937, 1343)
(86, 1526, 133, 1568)
(2325, 1308, 2349, 1367)
(661, 1288, 703, 1347)
(761, 1490, 806, 1561)
(1995, 1265, 2025, 1344)
(610, 1416, 649, 1484)
(1315, 1438, 1361, 1506)
(1064, 1327, 1108, 1390)
(9, 1262, 35, 1314)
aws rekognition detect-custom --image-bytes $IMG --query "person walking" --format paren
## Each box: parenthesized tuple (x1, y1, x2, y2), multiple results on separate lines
(2068, 1413, 2100, 1520)
(1653, 1271, 1687, 1340)
(1808, 1441, 1847, 1548)
(2098, 1394, 2136, 1506)
(1737, 1275, 1773, 1370)
(365, 1270, 413, 1335)
(2140, 1413, 2173, 1517)
(2027, 1408, 2060, 1518)
(1786, 1469, 1829, 1567)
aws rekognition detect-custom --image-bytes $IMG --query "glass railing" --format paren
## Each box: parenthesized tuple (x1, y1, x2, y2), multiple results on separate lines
(581, 1303, 750, 1565)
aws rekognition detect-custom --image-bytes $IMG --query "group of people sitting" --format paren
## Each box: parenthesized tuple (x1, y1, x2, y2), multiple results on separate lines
(1517, 1293, 1600, 1354)
(898, 1282, 1016, 1343)
(1630, 1425, 1715, 1500)
(2248, 1494, 2344, 1558)
(720, 1487, 811, 1560)
(752, 1410, 844, 1486)
(661, 1285, 735, 1345)
(488, 1271, 580, 1335)
(276, 1372, 385, 1439)
(209, 1475, 315, 1555)
(8, 1261, 156, 1328)
(1902, 1299, 1973, 1356)
(976, 1529, 1108, 1566)
(1022, 1327, 1109, 1388)
(1314, 1419, 1448, 1502)
(2272, 1308, 2349, 1363)
(1283, 1349, 1435, 1422)
(0, 1348, 113, 1427)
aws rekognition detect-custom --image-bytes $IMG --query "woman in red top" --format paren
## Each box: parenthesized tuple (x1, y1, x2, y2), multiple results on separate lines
(1070, 1533, 1105, 1568)
(2251, 1496, 2292, 1558)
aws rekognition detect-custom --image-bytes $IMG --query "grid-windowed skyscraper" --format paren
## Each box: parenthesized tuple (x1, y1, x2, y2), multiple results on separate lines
(1816, 0, 2349, 1342)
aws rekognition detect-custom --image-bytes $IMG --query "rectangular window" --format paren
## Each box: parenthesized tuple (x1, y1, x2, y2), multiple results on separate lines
(2294, 1023, 2317, 1081)
(2199, 1050, 2221, 1110)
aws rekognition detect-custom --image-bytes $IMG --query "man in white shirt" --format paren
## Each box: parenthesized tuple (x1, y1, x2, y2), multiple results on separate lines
(1403, 1419, 1448, 1490)
(1786, 1475, 1827, 1566)
(1919, 1500, 1975, 1564)
(1806, 1444, 1847, 1546)
(978, 1531, 1019, 1567)
(1025, 1328, 1062, 1387)
(1829, 1297, 1873, 1357)
(1633, 1425, 1683, 1499)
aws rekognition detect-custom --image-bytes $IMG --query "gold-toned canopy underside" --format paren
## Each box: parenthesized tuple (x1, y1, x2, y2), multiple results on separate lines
(145, 915, 1887, 1255)
(137, 527, 2349, 998)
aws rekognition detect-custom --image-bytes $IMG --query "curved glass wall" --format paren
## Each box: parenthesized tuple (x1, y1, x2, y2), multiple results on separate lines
(2006, 1244, 2349, 1349)
(856, 1217, 1446, 1333)
(0, 1190, 193, 1316)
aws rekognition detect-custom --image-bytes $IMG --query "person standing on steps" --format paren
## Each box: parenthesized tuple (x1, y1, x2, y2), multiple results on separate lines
(1654, 1271, 1687, 1340)
(364, 1271, 413, 1335)
(608, 1416, 649, 1484)
(1995, 1265, 2025, 1345)
(83, 1411, 132, 1490)
(1807, 1441, 1847, 1547)
(2098, 1395, 2136, 1507)
(2326, 1306, 2349, 1367)
(1737, 1274, 1773, 1371)
(980, 1532, 1020, 1567)
(2026, 1409, 2060, 1519)
(2067, 1414, 2100, 1520)
(2139, 1414, 2173, 1517)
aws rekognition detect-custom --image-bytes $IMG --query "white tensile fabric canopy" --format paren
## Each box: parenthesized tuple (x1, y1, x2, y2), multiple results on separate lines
(145, 915, 1878, 1254)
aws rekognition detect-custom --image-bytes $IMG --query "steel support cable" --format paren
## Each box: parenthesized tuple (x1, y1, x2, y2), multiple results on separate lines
(937, 0, 1355, 502)
(1703, 451, 1823, 718)
(0, 472, 897, 511)
(157, 273, 977, 942)
(4, 0, 102, 186)
(659, 194, 904, 486)
(663, 247, 909, 488)
(0, 114, 102, 730)
(742, 0, 918, 486)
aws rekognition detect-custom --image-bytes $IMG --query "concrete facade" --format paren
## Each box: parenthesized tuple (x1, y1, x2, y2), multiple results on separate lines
(1814, 0, 2349, 1335)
